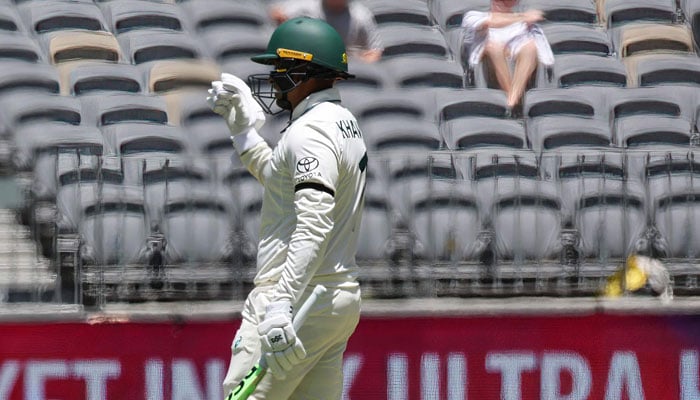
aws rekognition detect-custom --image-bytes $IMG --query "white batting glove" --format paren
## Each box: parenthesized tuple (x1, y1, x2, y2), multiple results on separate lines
(257, 300, 306, 380)
(206, 73, 265, 136)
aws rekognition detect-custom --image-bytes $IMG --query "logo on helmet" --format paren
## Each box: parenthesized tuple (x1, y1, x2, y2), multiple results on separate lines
(277, 48, 314, 61)
(342, 53, 347, 64)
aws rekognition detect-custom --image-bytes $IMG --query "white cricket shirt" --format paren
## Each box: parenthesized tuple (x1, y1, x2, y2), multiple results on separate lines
(238, 87, 367, 304)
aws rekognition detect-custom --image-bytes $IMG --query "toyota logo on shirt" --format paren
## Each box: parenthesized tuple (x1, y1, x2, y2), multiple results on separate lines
(296, 157, 320, 173)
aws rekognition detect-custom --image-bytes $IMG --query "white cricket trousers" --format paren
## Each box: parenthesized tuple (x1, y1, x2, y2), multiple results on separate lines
(222, 283, 361, 399)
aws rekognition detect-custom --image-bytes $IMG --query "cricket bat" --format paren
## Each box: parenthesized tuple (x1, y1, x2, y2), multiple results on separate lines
(225, 284, 328, 400)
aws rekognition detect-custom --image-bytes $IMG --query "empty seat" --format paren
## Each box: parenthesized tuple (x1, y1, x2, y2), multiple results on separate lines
(219, 165, 263, 249)
(575, 182, 646, 260)
(626, 53, 700, 87)
(518, 0, 598, 24)
(199, 26, 270, 64)
(410, 179, 480, 261)
(609, 87, 696, 137)
(101, 122, 188, 158)
(0, 5, 25, 33)
(356, 178, 393, 260)
(545, 54, 627, 88)
(366, 0, 432, 26)
(685, 0, 700, 53)
(362, 118, 442, 152)
(100, 0, 185, 34)
(57, 61, 144, 96)
(118, 29, 203, 64)
(19, 1, 107, 33)
(602, 0, 676, 28)
(80, 92, 168, 126)
(342, 88, 434, 123)
(0, 33, 42, 62)
(0, 92, 81, 138)
(542, 24, 612, 57)
(614, 23, 694, 58)
(182, 0, 271, 33)
(377, 25, 451, 59)
(335, 61, 392, 89)
(185, 118, 233, 157)
(142, 59, 221, 93)
(443, 117, 526, 150)
(79, 185, 149, 265)
(615, 115, 692, 148)
(0, 61, 60, 95)
(524, 87, 610, 122)
(40, 30, 123, 64)
(383, 57, 464, 89)
(437, 88, 508, 122)
(527, 116, 612, 153)
(161, 89, 216, 127)
(430, 0, 490, 31)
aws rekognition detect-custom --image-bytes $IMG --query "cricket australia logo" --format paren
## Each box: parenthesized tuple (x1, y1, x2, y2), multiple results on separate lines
(296, 157, 319, 173)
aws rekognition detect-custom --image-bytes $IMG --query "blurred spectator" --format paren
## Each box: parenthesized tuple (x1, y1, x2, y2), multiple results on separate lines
(462, 0, 553, 115)
(269, 0, 383, 63)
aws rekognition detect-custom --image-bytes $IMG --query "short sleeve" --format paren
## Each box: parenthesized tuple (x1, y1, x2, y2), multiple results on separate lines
(285, 125, 339, 197)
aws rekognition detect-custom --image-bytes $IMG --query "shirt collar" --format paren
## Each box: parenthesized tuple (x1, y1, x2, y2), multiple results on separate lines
(291, 87, 341, 121)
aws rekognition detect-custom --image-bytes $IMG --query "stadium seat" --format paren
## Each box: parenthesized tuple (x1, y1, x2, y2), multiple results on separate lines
(362, 118, 442, 152)
(544, 54, 627, 88)
(79, 185, 149, 265)
(79, 92, 168, 127)
(625, 53, 700, 87)
(527, 116, 612, 153)
(220, 166, 262, 249)
(518, 0, 598, 24)
(0, 5, 25, 33)
(101, 122, 188, 158)
(646, 152, 700, 258)
(430, 0, 490, 31)
(19, 0, 108, 33)
(117, 29, 204, 64)
(601, 0, 677, 29)
(613, 23, 694, 58)
(198, 26, 270, 64)
(181, 0, 271, 33)
(575, 181, 647, 260)
(341, 88, 435, 123)
(40, 30, 123, 64)
(55, 155, 123, 232)
(609, 87, 696, 137)
(0, 32, 42, 62)
(0, 61, 60, 95)
(615, 115, 692, 148)
(383, 57, 464, 89)
(57, 61, 144, 96)
(541, 24, 612, 57)
(356, 178, 393, 260)
(161, 88, 215, 127)
(524, 87, 610, 122)
(410, 179, 480, 261)
(442, 117, 526, 150)
(334, 61, 392, 89)
(376, 25, 451, 59)
(437, 88, 508, 121)
(142, 59, 221, 93)
(684, 0, 700, 53)
(365, 0, 432, 26)
(0, 92, 82, 138)
(100, 0, 185, 34)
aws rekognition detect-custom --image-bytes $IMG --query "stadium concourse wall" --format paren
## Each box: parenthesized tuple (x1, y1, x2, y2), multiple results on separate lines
(0, 298, 699, 399)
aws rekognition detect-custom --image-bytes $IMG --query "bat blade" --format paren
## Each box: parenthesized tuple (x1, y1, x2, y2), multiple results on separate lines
(226, 363, 266, 400)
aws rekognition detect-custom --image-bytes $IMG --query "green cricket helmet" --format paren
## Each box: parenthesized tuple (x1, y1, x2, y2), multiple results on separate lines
(248, 17, 354, 114)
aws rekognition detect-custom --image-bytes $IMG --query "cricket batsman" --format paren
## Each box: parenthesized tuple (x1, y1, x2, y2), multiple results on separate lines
(207, 17, 367, 399)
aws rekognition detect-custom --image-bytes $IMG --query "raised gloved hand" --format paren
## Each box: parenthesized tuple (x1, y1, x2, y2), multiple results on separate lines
(207, 73, 265, 136)
(257, 300, 306, 380)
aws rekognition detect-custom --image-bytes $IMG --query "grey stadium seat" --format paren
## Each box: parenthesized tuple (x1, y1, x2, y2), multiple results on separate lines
(430, 0, 490, 31)
(335, 61, 392, 89)
(161, 89, 217, 127)
(383, 57, 464, 89)
(0, 92, 81, 138)
(523, 87, 610, 122)
(101, 122, 188, 157)
(628, 54, 700, 87)
(442, 117, 526, 151)
(685, 0, 700, 53)
(437, 88, 508, 125)
(527, 116, 612, 153)
(377, 25, 451, 60)
(199, 26, 270, 64)
(410, 179, 480, 261)
(0, 33, 43, 62)
(0, 61, 60, 95)
(117, 29, 204, 64)
(609, 87, 696, 137)
(545, 54, 627, 88)
(356, 178, 393, 260)
(79, 93, 168, 127)
(18, 0, 108, 33)
(602, 0, 677, 29)
(517, 0, 597, 24)
(181, 0, 271, 33)
(542, 24, 612, 57)
(219, 166, 263, 249)
(366, 0, 432, 26)
(362, 118, 442, 153)
(185, 118, 233, 158)
(342, 88, 435, 123)
(58, 61, 144, 96)
(79, 185, 149, 265)
(100, 0, 186, 34)
(575, 181, 647, 260)
(0, 5, 25, 33)
(615, 115, 692, 148)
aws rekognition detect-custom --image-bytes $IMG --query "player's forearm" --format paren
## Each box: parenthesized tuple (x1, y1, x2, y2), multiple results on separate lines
(237, 137, 272, 185)
(483, 12, 528, 28)
(273, 190, 335, 304)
